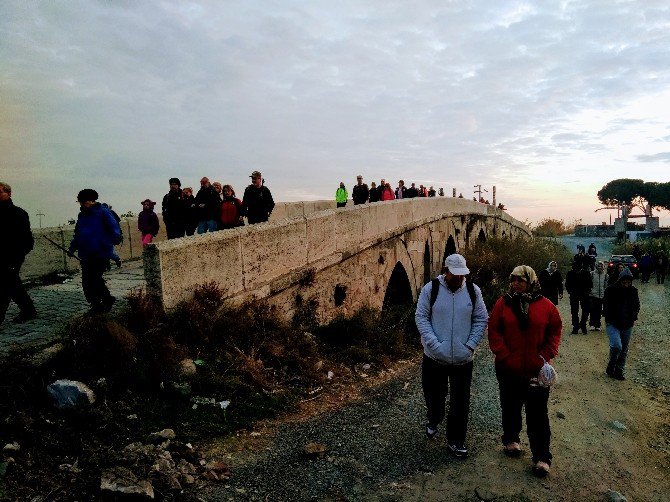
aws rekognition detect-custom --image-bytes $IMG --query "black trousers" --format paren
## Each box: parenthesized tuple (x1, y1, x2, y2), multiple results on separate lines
(421, 355, 473, 445)
(165, 223, 185, 240)
(657, 270, 666, 284)
(569, 295, 589, 331)
(588, 297, 603, 328)
(0, 264, 36, 323)
(336, 202, 347, 208)
(81, 258, 113, 307)
(496, 367, 552, 465)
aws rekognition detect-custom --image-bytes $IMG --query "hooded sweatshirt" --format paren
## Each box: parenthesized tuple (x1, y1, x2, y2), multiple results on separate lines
(415, 276, 488, 365)
(69, 203, 122, 261)
(603, 269, 640, 329)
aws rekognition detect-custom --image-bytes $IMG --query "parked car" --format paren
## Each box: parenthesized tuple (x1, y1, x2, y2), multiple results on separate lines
(608, 255, 639, 278)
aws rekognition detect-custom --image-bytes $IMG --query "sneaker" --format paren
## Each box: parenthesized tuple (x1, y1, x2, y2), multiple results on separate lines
(533, 461, 550, 477)
(448, 443, 468, 458)
(101, 296, 117, 313)
(613, 371, 625, 381)
(504, 442, 522, 457)
(571, 329, 579, 335)
(12, 310, 38, 324)
(426, 425, 438, 439)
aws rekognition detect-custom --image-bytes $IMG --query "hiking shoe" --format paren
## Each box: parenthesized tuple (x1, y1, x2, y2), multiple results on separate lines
(533, 461, 550, 477)
(504, 442, 522, 457)
(613, 371, 625, 381)
(448, 443, 468, 458)
(426, 425, 438, 439)
(571, 329, 579, 335)
(12, 310, 38, 324)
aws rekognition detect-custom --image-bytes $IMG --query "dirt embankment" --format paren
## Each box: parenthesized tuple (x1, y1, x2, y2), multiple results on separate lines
(201, 280, 670, 501)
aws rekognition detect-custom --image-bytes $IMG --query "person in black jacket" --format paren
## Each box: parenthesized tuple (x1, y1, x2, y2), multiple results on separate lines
(0, 182, 37, 325)
(603, 268, 640, 380)
(405, 182, 419, 198)
(181, 187, 197, 236)
(351, 175, 369, 205)
(368, 182, 380, 203)
(162, 177, 186, 239)
(565, 260, 592, 334)
(241, 170, 275, 225)
(538, 260, 563, 305)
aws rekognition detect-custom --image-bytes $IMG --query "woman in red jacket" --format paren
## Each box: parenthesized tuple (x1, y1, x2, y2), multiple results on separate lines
(380, 183, 395, 201)
(219, 185, 243, 230)
(488, 265, 562, 477)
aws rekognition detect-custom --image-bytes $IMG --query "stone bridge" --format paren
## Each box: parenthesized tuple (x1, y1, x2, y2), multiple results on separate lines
(144, 198, 530, 322)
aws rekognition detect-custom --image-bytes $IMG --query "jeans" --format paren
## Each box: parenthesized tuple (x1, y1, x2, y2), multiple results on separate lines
(588, 297, 603, 328)
(569, 295, 589, 332)
(496, 367, 552, 464)
(197, 219, 218, 234)
(606, 324, 633, 374)
(0, 264, 36, 323)
(422, 355, 473, 445)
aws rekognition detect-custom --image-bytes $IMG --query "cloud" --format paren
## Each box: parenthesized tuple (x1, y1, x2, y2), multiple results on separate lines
(1, 1, 670, 226)
(636, 152, 670, 163)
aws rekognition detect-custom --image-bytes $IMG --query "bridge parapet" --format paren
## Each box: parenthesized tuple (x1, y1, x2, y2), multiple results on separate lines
(145, 198, 528, 310)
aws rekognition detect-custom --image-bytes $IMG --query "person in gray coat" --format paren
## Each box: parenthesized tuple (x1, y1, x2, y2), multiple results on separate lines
(415, 253, 488, 458)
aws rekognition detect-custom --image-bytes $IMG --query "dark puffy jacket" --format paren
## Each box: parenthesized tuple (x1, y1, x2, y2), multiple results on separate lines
(565, 269, 592, 297)
(195, 186, 221, 221)
(241, 184, 275, 224)
(603, 283, 640, 329)
(69, 204, 122, 260)
(488, 295, 562, 379)
(138, 210, 159, 236)
(162, 189, 186, 225)
(351, 184, 369, 204)
(0, 200, 34, 268)
(538, 269, 563, 304)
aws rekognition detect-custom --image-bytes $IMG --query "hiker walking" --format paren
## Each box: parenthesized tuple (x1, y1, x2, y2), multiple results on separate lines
(0, 182, 37, 325)
(538, 261, 563, 305)
(588, 261, 607, 331)
(656, 251, 668, 284)
(162, 177, 186, 239)
(415, 254, 488, 458)
(488, 265, 562, 477)
(138, 199, 159, 247)
(565, 260, 592, 334)
(68, 189, 122, 313)
(603, 268, 640, 380)
(195, 177, 220, 234)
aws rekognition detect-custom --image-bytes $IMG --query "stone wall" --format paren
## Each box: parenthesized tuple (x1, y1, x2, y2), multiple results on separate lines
(144, 198, 529, 318)
(21, 201, 334, 280)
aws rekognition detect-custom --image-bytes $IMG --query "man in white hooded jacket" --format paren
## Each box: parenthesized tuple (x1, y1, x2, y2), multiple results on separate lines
(415, 254, 488, 458)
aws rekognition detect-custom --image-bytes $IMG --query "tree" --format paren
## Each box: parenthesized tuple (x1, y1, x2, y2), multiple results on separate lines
(643, 181, 670, 211)
(597, 179, 645, 209)
(532, 218, 580, 237)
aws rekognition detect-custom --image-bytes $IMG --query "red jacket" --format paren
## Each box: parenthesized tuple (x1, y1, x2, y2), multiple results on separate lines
(220, 197, 242, 227)
(488, 295, 562, 379)
(381, 188, 395, 201)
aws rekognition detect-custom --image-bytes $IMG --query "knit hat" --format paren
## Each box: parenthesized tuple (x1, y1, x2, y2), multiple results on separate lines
(141, 199, 156, 206)
(169, 177, 181, 186)
(77, 189, 99, 202)
(618, 268, 633, 280)
(509, 265, 538, 285)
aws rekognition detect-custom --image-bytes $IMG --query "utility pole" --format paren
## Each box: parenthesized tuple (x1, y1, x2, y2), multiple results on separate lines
(492, 186, 496, 207)
(36, 210, 45, 229)
(473, 184, 488, 201)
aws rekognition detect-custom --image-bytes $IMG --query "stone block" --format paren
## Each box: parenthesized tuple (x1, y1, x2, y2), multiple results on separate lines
(47, 379, 96, 409)
(241, 218, 307, 290)
(306, 211, 337, 263)
(335, 207, 363, 252)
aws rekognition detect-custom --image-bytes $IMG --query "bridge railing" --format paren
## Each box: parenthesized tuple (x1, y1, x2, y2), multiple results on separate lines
(144, 198, 523, 309)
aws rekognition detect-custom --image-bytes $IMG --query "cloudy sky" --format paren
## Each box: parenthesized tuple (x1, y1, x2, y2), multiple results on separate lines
(2, 0, 669, 227)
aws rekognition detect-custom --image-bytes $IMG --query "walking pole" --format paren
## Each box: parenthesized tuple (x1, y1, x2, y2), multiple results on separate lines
(42, 235, 82, 262)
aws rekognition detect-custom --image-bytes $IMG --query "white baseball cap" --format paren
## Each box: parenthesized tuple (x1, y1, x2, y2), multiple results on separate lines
(444, 254, 470, 275)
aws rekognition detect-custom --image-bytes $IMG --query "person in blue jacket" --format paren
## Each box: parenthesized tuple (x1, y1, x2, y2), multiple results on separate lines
(68, 189, 122, 313)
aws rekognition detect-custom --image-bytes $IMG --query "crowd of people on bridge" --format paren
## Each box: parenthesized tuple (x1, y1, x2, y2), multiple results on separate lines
(336, 175, 506, 209)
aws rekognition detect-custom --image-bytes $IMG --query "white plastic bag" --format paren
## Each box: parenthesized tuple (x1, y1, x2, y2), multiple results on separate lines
(537, 356, 557, 387)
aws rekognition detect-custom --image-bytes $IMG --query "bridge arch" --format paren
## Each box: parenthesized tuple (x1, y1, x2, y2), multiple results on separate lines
(423, 241, 431, 284)
(443, 235, 457, 264)
(383, 261, 413, 308)
(478, 228, 487, 242)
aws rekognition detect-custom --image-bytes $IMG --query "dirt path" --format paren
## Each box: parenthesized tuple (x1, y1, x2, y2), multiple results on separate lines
(202, 281, 670, 501)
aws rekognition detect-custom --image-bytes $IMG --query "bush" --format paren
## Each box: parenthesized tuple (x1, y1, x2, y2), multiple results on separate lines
(613, 237, 670, 257)
(463, 236, 573, 308)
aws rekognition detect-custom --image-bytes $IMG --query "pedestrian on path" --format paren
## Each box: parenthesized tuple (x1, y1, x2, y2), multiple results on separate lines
(538, 261, 563, 305)
(588, 261, 607, 330)
(415, 254, 488, 458)
(0, 182, 38, 325)
(565, 260, 592, 334)
(351, 175, 369, 205)
(195, 177, 220, 234)
(162, 177, 186, 239)
(488, 265, 562, 477)
(656, 251, 668, 284)
(603, 268, 640, 380)
(68, 189, 122, 313)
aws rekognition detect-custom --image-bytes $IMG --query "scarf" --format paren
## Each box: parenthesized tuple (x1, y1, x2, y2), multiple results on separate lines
(505, 265, 542, 329)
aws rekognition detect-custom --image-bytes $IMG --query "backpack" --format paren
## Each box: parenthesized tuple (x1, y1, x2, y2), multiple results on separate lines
(429, 278, 477, 316)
